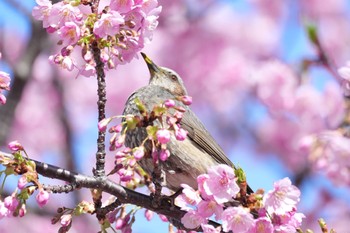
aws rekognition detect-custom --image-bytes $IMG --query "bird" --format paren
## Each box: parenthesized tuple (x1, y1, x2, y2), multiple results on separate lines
(123, 53, 252, 194)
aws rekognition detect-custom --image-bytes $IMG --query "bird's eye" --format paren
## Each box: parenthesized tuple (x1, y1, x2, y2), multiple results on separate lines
(171, 75, 178, 81)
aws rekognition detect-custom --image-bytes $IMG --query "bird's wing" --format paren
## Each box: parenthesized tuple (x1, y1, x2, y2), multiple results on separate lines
(181, 110, 255, 194)
(180, 109, 236, 168)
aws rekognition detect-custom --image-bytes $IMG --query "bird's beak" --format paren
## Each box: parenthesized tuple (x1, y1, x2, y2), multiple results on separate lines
(141, 52, 160, 76)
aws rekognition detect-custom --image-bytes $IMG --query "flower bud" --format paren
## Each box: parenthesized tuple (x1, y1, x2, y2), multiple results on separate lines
(159, 149, 170, 161)
(156, 129, 170, 144)
(18, 176, 28, 190)
(180, 95, 192, 105)
(175, 128, 188, 141)
(8, 140, 23, 152)
(19, 204, 26, 217)
(4, 196, 19, 211)
(164, 99, 176, 108)
(60, 214, 72, 227)
(133, 146, 145, 161)
(36, 190, 49, 208)
(98, 118, 112, 132)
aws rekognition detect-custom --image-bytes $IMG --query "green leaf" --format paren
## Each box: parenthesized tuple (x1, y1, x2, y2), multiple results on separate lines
(134, 98, 147, 114)
(126, 115, 139, 130)
(305, 22, 318, 45)
(234, 167, 246, 184)
(146, 125, 158, 140)
(152, 105, 166, 117)
(13, 152, 24, 163)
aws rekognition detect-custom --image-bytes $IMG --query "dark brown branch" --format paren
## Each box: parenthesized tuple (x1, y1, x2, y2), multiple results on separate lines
(92, 39, 107, 179)
(90, 1, 107, 179)
(0, 151, 219, 231)
(89, 0, 106, 220)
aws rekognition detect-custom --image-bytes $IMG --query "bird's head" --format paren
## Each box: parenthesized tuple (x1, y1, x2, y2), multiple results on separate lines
(141, 52, 188, 97)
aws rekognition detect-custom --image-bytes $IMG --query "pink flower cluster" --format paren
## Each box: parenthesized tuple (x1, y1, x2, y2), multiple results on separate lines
(107, 207, 134, 233)
(114, 147, 138, 183)
(178, 165, 304, 233)
(254, 60, 345, 170)
(303, 131, 350, 185)
(32, 0, 161, 76)
(0, 196, 21, 219)
(338, 61, 350, 96)
(0, 190, 49, 220)
(0, 53, 11, 104)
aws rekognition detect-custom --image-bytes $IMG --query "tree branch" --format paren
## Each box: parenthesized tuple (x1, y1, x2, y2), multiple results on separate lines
(1, 151, 221, 231)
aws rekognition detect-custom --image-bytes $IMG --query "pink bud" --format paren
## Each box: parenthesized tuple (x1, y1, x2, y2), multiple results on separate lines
(36, 190, 49, 208)
(109, 124, 123, 133)
(115, 214, 130, 229)
(175, 128, 187, 141)
(83, 50, 93, 62)
(118, 168, 133, 182)
(181, 95, 192, 105)
(115, 135, 126, 148)
(115, 218, 124, 229)
(156, 129, 171, 144)
(115, 150, 127, 159)
(145, 209, 153, 221)
(159, 149, 170, 161)
(98, 118, 112, 132)
(18, 176, 28, 190)
(100, 50, 110, 63)
(133, 147, 145, 160)
(19, 204, 26, 217)
(60, 214, 72, 227)
(158, 214, 168, 222)
(174, 111, 184, 120)
(4, 196, 19, 211)
(164, 99, 176, 108)
(0, 95, 6, 105)
(8, 140, 23, 151)
(166, 116, 177, 125)
(61, 45, 74, 56)
(46, 26, 57, 33)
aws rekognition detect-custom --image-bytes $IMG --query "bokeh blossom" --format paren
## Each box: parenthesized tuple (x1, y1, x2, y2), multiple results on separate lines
(0, 52, 11, 104)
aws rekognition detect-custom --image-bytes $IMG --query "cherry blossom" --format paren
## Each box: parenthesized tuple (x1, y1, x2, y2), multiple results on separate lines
(57, 22, 81, 45)
(93, 11, 124, 38)
(181, 210, 206, 230)
(0, 71, 11, 105)
(263, 178, 300, 215)
(250, 217, 273, 233)
(338, 61, 350, 95)
(32, 0, 161, 73)
(221, 206, 254, 233)
(200, 164, 240, 204)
